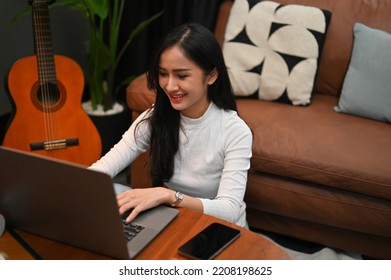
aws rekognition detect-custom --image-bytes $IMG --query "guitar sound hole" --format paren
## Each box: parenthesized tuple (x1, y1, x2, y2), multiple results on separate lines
(37, 82, 61, 105)
(31, 81, 67, 112)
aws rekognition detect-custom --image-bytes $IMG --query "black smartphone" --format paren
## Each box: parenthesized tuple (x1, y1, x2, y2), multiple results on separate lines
(178, 222, 241, 260)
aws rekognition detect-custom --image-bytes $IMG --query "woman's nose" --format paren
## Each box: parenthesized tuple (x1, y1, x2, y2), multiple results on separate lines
(165, 76, 179, 92)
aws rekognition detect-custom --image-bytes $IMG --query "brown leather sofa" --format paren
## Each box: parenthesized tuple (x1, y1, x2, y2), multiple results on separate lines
(126, 0, 391, 259)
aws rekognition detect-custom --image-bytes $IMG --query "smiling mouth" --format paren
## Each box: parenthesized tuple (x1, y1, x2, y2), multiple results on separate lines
(169, 93, 186, 102)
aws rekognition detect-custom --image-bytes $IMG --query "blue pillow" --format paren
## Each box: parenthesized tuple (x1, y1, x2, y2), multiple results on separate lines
(334, 23, 391, 123)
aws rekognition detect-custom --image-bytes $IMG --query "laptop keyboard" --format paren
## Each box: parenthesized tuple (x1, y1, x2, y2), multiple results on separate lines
(121, 218, 145, 241)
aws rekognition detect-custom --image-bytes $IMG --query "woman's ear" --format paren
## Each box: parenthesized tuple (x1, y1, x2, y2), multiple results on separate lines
(207, 68, 219, 85)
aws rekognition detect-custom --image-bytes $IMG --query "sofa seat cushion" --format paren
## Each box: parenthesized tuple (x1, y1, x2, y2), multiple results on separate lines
(245, 171, 391, 239)
(237, 94, 391, 200)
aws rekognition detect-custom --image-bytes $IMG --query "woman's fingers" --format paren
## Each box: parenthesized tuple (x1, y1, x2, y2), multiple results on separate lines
(116, 188, 162, 222)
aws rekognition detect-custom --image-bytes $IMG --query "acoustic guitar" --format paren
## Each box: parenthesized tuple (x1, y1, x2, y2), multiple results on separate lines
(3, 0, 101, 166)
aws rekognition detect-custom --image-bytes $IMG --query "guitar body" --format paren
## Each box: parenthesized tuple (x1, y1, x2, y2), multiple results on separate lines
(4, 54, 102, 166)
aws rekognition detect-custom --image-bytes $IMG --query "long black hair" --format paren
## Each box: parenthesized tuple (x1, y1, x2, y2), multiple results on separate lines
(144, 22, 237, 186)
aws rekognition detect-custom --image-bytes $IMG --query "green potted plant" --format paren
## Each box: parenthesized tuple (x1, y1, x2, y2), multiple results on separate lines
(53, 0, 163, 113)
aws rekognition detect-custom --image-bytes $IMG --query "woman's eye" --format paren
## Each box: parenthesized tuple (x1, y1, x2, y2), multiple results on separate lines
(159, 72, 168, 77)
(178, 75, 188, 79)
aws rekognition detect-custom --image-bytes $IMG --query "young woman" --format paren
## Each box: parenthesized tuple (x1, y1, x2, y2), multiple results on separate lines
(90, 23, 252, 228)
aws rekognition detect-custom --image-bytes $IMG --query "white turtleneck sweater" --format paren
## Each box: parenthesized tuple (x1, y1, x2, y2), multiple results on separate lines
(90, 102, 252, 227)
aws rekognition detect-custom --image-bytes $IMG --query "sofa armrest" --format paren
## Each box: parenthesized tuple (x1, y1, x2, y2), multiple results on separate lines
(125, 73, 155, 188)
(126, 73, 156, 120)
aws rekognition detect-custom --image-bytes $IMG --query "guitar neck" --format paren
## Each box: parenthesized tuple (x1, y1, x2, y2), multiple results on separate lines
(31, 0, 57, 84)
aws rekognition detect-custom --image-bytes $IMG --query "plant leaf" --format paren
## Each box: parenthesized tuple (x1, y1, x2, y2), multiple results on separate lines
(89, 35, 113, 72)
(51, 0, 85, 11)
(83, 0, 108, 19)
(115, 10, 164, 67)
(127, 11, 164, 42)
(9, 6, 31, 25)
(51, 0, 108, 19)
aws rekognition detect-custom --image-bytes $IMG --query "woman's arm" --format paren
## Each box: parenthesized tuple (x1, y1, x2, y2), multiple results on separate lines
(200, 118, 252, 226)
(89, 110, 152, 177)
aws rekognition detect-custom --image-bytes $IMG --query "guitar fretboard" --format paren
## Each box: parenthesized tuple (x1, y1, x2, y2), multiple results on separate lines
(31, 0, 57, 85)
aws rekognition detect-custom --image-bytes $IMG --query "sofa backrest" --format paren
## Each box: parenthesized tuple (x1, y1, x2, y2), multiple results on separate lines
(214, 0, 391, 97)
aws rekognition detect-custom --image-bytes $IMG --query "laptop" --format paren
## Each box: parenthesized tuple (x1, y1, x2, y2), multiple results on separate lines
(0, 146, 179, 259)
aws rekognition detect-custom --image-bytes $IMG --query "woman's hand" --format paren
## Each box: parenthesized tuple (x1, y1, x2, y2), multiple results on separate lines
(116, 187, 171, 223)
(117, 186, 204, 223)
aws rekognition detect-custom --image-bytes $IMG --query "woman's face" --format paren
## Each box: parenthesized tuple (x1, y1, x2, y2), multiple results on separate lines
(158, 45, 217, 119)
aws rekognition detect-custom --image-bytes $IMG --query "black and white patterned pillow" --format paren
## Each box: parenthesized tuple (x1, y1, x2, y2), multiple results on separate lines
(223, 0, 331, 105)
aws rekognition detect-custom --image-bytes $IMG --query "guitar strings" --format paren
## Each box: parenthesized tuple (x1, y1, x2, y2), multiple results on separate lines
(42, 0, 57, 145)
(34, 1, 57, 146)
(33, 2, 49, 143)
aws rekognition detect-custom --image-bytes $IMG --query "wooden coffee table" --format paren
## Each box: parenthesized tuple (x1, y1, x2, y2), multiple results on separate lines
(2, 208, 290, 260)
(0, 230, 34, 260)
